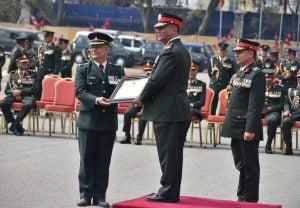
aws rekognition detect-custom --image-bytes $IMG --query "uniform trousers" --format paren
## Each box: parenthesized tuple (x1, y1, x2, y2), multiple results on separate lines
(122, 105, 142, 134)
(0, 95, 35, 124)
(153, 120, 190, 199)
(282, 115, 300, 150)
(231, 138, 260, 202)
(78, 129, 115, 200)
(264, 112, 281, 145)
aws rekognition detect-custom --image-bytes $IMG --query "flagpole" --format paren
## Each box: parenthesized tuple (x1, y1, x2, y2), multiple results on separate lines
(279, 5, 283, 52)
(219, 8, 223, 39)
(258, 0, 263, 40)
(297, 11, 300, 46)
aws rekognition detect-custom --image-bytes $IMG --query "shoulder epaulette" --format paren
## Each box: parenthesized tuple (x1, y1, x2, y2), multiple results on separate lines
(165, 42, 174, 50)
(252, 67, 261, 72)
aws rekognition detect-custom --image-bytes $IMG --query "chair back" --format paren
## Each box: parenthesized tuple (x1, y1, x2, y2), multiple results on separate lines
(54, 78, 75, 106)
(118, 102, 132, 114)
(40, 75, 62, 102)
(216, 89, 228, 116)
(201, 87, 214, 118)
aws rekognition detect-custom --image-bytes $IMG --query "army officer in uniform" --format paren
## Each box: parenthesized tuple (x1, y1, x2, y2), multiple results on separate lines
(36, 30, 61, 99)
(134, 13, 191, 203)
(221, 38, 265, 203)
(0, 54, 36, 136)
(208, 42, 236, 115)
(0, 44, 5, 91)
(58, 37, 74, 78)
(261, 69, 285, 154)
(188, 62, 206, 118)
(278, 48, 300, 91)
(282, 70, 300, 155)
(75, 32, 123, 207)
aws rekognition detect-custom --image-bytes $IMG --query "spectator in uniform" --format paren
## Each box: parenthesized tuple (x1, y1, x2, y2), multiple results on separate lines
(58, 38, 74, 78)
(256, 45, 275, 70)
(75, 32, 123, 207)
(261, 69, 285, 154)
(119, 60, 153, 145)
(281, 70, 300, 155)
(24, 34, 38, 73)
(278, 48, 300, 91)
(36, 30, 61, 100)
(220, 38, 265, 203)
(187, 62, 206, 119)
(208, 42, 236, 115)
(0, 54, 36, 136)
(8, 35, 27, 73)
(270, 51, 281, 75)
(134, 12, 191, 203)
(0, 44, 5, 91)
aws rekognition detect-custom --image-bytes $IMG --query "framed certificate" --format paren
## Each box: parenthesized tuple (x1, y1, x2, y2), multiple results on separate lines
(109, 76, 149, 103)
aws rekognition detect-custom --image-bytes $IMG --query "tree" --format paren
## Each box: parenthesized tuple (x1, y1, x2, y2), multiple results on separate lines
(287, 0, 300, 40)
(134, 0, 153, 33)
(197, 0, 219, 35)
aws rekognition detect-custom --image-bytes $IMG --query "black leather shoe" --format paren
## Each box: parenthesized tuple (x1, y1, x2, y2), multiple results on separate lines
(120, 135, 131, 144)
(77, 198, 91, 206)
(265, 145, 272, 154)
(93, 199, 110, 207)
(13, 123, 24, 136)
(146, 194, 179, 203)
(8, 123, 15, 134)
(134, 139, 142, 145)
(284, 149, 293, 155)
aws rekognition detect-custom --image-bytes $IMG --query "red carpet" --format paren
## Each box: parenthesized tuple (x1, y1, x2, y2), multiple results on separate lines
(112, 194, 282, 208)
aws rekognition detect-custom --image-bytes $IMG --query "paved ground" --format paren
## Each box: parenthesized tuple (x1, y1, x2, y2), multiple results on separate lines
(1, 61, 300, 208)
(0, 114, 300, 208)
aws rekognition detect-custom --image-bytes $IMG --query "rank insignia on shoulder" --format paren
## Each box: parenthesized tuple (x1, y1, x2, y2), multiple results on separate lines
(165, 43, 173, 49)
(252, 67, 261, 71)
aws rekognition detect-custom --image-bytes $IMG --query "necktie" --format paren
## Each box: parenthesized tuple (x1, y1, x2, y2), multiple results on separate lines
(99, 64, 104, 75)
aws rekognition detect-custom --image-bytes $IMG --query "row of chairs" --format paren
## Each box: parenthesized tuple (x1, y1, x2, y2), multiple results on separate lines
(0, 75, 77, 138)
(203, 88, 300, 152)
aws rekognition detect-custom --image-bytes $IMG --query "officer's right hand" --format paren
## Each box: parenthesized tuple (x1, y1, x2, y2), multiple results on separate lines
(283, 111, 291, 117)
(96, 97, 110, 106)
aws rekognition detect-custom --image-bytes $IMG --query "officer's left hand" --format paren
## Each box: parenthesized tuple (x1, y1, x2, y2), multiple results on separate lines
(244, 132, 255, 141)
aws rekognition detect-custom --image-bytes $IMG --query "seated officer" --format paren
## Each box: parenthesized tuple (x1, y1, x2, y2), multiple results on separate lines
(187, 62, 206, 119)
(282, 70, 300, 155)
(0, 54, 36, 135)
(119, 60, 153, 145)
(261, 69, 285, 154)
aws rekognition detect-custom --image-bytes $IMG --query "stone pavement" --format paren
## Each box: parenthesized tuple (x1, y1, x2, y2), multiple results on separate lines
(1, 64, 300, 208)
(0, 114, 300, 208)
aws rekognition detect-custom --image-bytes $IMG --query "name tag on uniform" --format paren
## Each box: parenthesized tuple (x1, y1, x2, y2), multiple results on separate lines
(108, 76, 119, 85)
(222, 63, 232, 68)
(61, 55, 71, 61)
(291, 66, 297, 71)
(45, 49, 54, 55)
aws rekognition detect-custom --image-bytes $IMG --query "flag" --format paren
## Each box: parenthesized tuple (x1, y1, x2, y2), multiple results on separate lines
(283, 0, 289, 14)
(89, 22, 95, 31)
(242, 0, 248, 13)
(283, 32, 291, 46)
(31, 15, 44, 30)
(102, 18, 110, 29)
(274, 32, 279, 51)
(218, 0, 224, 9)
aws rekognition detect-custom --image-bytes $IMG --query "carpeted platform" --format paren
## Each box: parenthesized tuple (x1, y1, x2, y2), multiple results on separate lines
(112, 194, 282, 208)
